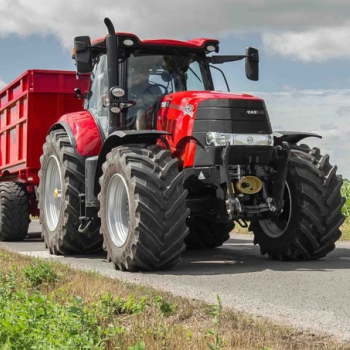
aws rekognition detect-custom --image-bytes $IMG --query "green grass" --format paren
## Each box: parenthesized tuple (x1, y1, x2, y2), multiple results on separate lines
(341, 180, 350, 241)
(0, 249, 348, 350)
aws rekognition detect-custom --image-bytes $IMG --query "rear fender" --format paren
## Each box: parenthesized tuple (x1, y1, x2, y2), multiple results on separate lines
(94, 130, 170, 196)
(273, 131, 321, 146)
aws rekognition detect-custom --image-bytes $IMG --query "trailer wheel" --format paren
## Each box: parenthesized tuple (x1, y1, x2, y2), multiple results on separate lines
(0, 182, 30, 241)
(98, 144, 189, 271)
(250, 145, 345, 260)
(38, 130, 102, 255)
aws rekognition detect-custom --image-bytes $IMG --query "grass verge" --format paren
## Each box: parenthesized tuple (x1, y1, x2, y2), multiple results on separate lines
(0, 247, 348, 349)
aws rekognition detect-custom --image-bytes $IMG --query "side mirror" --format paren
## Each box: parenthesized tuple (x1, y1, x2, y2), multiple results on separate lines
(245, 47, 259, 81)
(74, 36, 93, 74)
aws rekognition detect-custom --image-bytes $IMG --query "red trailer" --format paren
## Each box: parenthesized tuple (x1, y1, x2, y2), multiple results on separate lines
(0, 70, 87, 240)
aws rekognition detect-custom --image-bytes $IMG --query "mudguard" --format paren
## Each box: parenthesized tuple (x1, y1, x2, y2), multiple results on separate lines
(94, 130, 171, 196)
(48, 111, 102, 157)
(273, 131, 322, 145)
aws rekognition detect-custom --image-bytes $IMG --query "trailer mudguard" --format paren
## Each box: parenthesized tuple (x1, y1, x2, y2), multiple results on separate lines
(93, 130, 171, 196)
(273, 131, 322, 145)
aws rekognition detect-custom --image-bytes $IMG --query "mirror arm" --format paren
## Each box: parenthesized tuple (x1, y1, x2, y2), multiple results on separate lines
(207, 55, 246, 64)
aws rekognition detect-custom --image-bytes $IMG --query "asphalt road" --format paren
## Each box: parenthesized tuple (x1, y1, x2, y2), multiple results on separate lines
(2, 221, 350, 342)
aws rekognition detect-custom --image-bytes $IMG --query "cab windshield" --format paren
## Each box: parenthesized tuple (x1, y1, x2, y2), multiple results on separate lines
(126, 52, 211, 98)
(125, 51, 211, 128)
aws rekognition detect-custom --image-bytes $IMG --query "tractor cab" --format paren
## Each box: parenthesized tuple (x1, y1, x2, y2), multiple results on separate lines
(73, 18, 258, 137)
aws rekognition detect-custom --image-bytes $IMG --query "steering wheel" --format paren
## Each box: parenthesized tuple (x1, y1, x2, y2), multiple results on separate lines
(142, 83, 168, 105)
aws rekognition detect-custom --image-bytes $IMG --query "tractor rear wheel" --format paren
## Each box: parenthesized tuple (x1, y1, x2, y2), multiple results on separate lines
(0, 182, 30, 241)
(250, 145, 344, 260)
(38, 130, 103, 255)
(98, 144, 189, 271)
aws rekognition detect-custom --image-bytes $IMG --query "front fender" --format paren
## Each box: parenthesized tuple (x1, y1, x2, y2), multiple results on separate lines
(49, 111, 102, 157)
(273, 131, 322, 146)
(94, 130, 171, 196)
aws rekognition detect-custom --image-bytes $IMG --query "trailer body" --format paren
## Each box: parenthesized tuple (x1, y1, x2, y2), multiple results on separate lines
(0, 70, 87, 214)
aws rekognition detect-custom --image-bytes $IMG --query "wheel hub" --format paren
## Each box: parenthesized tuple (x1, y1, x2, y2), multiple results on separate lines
(44, 156, 62, 231)
(106, 174, 131, 247)
(260, 182, 292, 238)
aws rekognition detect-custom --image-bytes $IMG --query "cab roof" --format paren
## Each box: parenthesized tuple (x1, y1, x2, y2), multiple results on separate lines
(91, 32, 220, 52)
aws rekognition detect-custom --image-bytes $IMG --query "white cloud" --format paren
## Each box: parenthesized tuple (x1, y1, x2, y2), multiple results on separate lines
(253, 88, 350, 176)
(262, 25, 350, 62)
(1, 0, 350, 55)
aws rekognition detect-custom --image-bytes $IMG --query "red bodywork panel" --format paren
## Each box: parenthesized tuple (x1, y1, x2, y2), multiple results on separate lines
(92, 32, 219, 50)
(156, 91, 263, 167)
(58, 111, 102, 157)
(0, 70, 88, 183)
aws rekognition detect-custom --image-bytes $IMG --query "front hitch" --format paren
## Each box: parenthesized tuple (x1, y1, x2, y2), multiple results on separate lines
(221, 143, 240, 220)
(270, 141, 291, 212)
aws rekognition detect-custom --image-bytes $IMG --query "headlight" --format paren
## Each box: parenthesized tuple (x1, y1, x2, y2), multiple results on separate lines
(206, 132, 274, 147)
(123, 39, 134, 46)
(111, 87, 125, 98)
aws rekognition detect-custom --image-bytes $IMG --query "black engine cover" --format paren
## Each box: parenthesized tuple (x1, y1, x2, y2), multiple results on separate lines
(193, 98, 273, 166)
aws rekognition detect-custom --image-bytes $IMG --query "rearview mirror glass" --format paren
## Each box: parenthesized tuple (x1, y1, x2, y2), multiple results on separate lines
(74, 36, 93, 74)
(245, 47, 259, 81)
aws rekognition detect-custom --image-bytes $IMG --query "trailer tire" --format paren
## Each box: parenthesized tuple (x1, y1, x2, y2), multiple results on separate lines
(38, 130, 103, 255)
(250, 145, 345, 260)
(98, 144, 189, 271)
(0, 182, 30, 241)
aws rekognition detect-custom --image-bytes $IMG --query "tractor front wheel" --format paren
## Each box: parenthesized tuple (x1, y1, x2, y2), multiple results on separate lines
(98, 144, 189, 271)
(250, 145, 344, 260)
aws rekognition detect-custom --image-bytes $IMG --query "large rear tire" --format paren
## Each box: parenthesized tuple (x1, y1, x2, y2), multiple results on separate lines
(185, 197, 234, 249)
(38, 130, 103, 255)
(98, 144, 189, 271)
(0, 182, 30, 241)
(250, 145, 345, 260)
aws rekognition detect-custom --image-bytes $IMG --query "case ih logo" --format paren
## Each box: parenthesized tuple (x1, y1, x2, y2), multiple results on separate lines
(247, 110, 265, 115)
(180, 103, 194, 117)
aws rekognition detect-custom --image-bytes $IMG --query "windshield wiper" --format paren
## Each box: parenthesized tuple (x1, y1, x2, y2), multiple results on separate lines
(171, 49, 202, 83)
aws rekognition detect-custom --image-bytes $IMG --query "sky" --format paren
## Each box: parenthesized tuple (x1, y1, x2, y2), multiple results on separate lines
(0, 0, 350, 176)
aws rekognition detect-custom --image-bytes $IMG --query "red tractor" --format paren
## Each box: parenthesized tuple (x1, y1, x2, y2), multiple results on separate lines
(1, 18, 344, 271)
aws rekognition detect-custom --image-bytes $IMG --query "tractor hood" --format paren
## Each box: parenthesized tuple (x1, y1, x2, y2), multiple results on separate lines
(158, 90, 272, 146)
(157, 90, 273, 167)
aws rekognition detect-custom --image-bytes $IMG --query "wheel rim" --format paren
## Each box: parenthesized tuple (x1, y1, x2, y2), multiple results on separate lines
(44, 156, 62, 231)
(259, 182, 292, 238)
(106, 174, 131, 247)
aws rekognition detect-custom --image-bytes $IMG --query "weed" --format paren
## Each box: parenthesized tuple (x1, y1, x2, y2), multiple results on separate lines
(154, 295, 177, 315)
(206, 295, 224, 350)
(128, 341, 146, 350)
(100, 292, 148, 315)
(0, 276, 105, 349)
(23, 260, 59, 288)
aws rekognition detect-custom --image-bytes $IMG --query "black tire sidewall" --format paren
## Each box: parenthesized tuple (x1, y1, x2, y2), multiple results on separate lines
(252, 169, 302, 253)
(99, 149, 138, 262)
(39, 135, 68, 251)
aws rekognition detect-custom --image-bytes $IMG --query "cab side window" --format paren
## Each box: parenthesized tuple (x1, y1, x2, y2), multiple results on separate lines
(88, 54, 109, 135)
